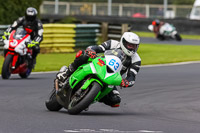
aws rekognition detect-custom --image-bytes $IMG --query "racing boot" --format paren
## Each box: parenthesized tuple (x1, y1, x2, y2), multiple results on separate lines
(32, 58, 36, 69)
(28, 58, 36, 70)
(27, 53, 33, 69)
(110, 89, 121, 107)
(99, 87, 121, 107)
(56, 64, 74, 88)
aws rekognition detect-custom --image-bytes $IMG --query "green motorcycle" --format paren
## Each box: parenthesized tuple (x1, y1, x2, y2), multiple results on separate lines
(45, 49, 124, 115)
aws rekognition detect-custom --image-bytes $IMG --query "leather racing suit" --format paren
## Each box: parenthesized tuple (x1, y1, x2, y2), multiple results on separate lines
(5, 16, 43, 60)
(61, 39, 141, 107)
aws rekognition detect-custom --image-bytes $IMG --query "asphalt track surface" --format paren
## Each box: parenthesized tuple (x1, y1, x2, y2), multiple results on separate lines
(1, 62, 200, 133)
(141, 37, 200, 45)
(0, 37, 200, 133)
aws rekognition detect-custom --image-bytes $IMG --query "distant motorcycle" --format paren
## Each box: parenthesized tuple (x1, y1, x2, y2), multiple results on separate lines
(148, 23, 182, 41)
(1, 28, 33, 79)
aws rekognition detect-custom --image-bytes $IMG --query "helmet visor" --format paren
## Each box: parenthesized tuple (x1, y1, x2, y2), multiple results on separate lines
(122, 38, 139, 52)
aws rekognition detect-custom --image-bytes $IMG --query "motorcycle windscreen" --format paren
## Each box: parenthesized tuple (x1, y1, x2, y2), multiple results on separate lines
(92, 56, 122, 86)
(13, 28, 28, 40)
(105, 55, 122, 73)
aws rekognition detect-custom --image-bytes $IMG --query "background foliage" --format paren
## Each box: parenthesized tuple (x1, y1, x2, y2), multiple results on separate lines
(0, 0, 43, 24)
(0, 0, 195, 24)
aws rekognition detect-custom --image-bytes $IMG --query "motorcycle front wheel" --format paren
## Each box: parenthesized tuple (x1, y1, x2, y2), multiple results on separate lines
(175, 34, 182, 41)
(67, 81, 102, 115)
(2, 54, 13, 79)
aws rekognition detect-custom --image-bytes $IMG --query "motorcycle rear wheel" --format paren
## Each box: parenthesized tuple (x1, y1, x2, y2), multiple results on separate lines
(2, 54, 13, 79)
(19, 68, 32, 78)
(45, 88, 63, 111)
(68, 82, 101, 115)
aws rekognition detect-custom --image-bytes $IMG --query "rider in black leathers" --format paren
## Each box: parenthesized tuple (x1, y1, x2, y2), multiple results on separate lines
(56, 32, 141, 107)
(2, 7, 43, 67)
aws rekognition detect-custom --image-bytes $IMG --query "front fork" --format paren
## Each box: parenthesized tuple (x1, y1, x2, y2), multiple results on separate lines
(55, 78, 72, 109)
(95, 86, 113, 101)
(172, 30, 178, 38)
(12, 54, 19, 69)
(5, 51, 19, 69)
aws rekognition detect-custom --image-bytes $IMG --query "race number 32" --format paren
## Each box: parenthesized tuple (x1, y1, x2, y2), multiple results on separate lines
(108, 59, 119, 71)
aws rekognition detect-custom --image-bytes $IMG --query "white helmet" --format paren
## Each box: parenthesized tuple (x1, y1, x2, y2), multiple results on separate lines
(120, 32, 140, 56)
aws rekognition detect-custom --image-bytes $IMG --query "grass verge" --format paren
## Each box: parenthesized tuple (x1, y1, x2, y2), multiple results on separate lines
(0, 43, 200, 73)
(138, 44, 200, 65)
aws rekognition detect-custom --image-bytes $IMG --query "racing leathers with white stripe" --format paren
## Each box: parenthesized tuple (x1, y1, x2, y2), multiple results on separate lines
(88, 39, 141, 87)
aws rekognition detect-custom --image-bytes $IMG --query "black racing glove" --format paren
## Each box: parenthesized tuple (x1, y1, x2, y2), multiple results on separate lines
(85, 48, 97, 59)
(120, 79, 129, 87)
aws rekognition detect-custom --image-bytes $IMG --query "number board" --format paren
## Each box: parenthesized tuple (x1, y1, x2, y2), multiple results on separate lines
(105, 55, 122, 73)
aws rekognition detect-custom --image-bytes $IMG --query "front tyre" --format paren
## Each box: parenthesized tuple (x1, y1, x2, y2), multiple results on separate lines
(45, 88, 63, 111)
(2, 54, 13, 79)
(157, 34, 165, 41)
(175, 34, 182, 41)
(68, 82, 102, 115)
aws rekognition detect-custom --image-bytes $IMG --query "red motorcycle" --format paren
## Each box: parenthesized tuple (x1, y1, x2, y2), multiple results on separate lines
(1, 28, 33, 79)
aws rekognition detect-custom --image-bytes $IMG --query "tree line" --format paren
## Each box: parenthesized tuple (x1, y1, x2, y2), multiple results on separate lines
(0, 0, 43, 24)
(0, 0, 195, 24)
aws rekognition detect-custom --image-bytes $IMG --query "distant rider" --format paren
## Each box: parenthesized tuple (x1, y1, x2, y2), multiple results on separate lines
(152, 19, 165, 40)
(56, 32, 141, 107)
(2, 7, 43, 67)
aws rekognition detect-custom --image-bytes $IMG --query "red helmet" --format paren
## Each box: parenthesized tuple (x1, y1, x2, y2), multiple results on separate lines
(152, 19, 160, 26)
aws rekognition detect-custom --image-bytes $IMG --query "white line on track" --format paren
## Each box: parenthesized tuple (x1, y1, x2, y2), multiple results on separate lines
(31, 71, 57, 74)
(142, 61, 200, 68)
(63, 129, 163, 133)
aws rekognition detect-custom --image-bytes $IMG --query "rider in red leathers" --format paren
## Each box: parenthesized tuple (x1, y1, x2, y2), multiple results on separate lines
(152, 19, 165, 40)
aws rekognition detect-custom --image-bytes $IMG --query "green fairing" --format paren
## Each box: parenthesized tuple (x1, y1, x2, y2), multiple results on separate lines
(95, 86, 113, 101)
(69, 63, 93, 88)
(92, 57, 122, 86)
(81, 78, 103, 90)
(69, 56, 122, 102)
(70, 57, 122, 88)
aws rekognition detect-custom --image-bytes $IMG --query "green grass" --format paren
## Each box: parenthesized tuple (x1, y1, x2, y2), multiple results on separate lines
(134, 31, 200, 40)
(134, 31, 155, 38)
(33, 53, 76, 72)
(138, 44, 200, 65)
(0, 44, 200, 73)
